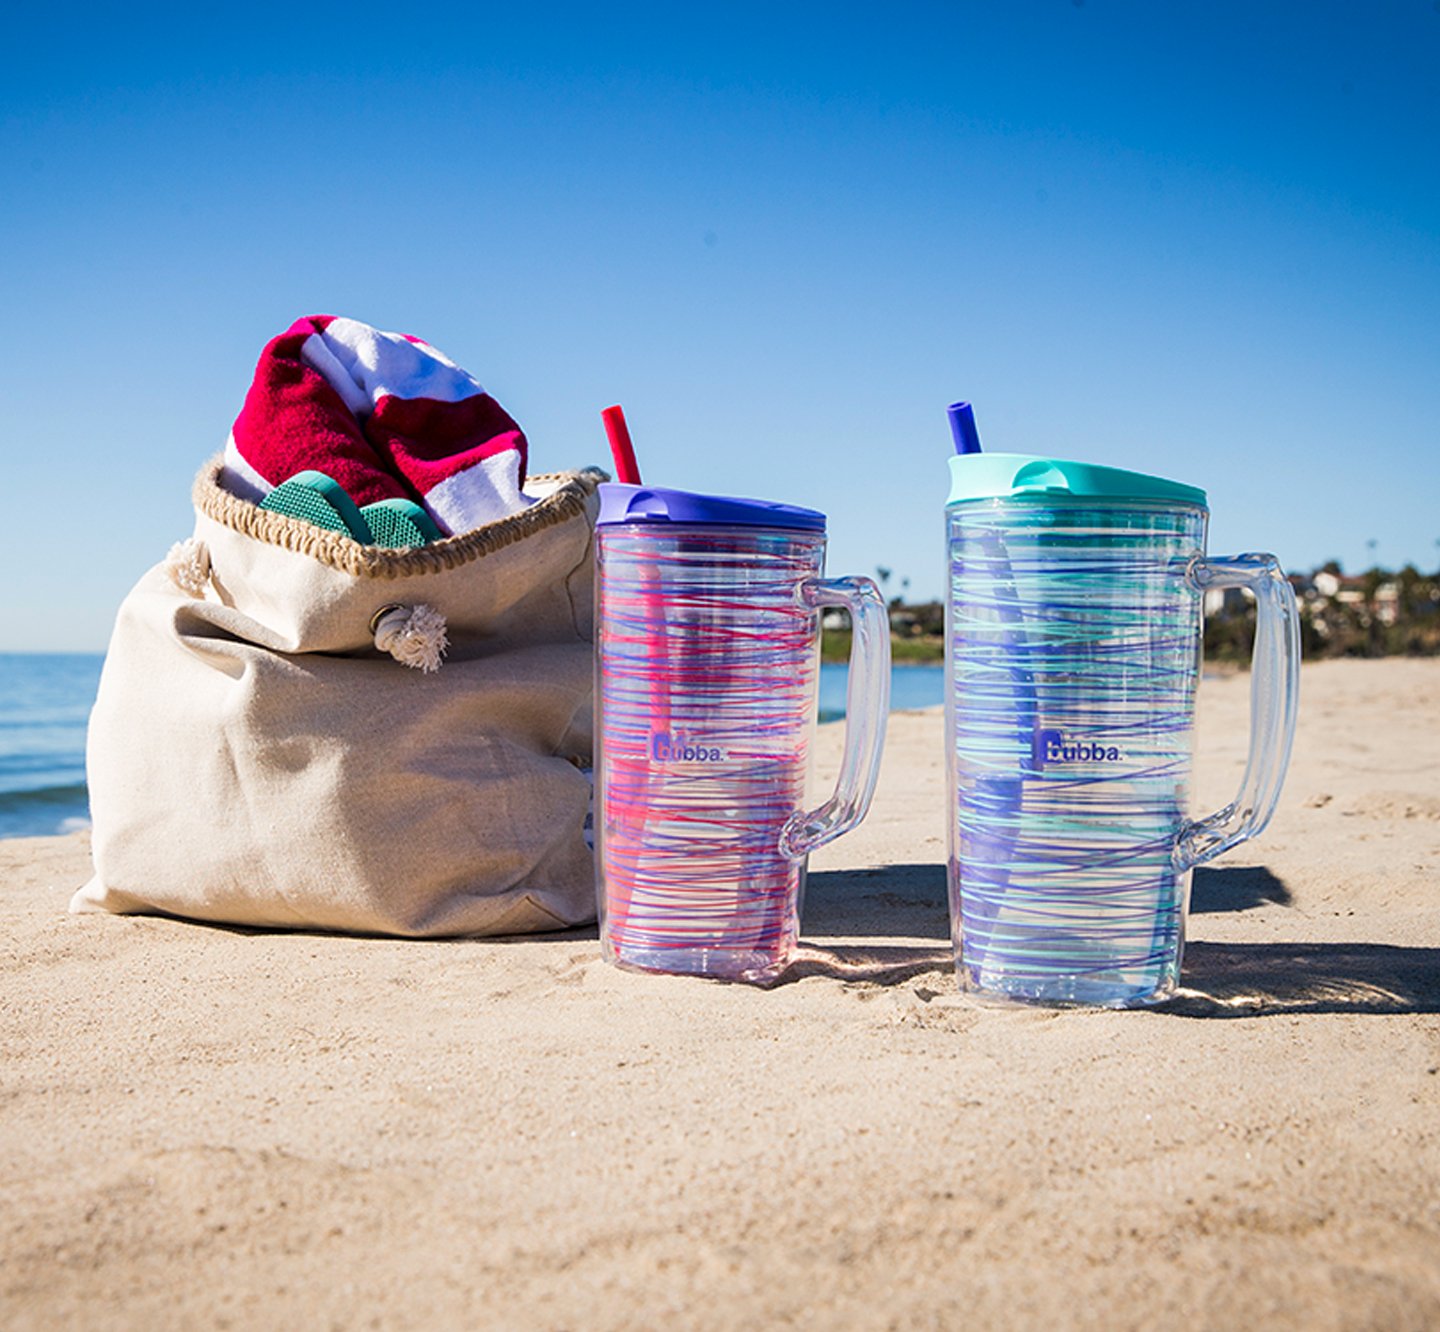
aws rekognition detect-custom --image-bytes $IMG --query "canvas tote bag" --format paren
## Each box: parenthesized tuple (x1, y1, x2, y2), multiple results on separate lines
(71, 457, 602, 937)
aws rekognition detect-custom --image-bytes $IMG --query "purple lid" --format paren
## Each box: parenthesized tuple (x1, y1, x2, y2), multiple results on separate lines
(596, 483, 826, 532)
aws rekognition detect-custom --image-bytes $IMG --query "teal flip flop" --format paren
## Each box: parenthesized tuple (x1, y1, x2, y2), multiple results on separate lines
(259, 472, 440, 547)
(260, 470, 375, 543)
(360, 498, 443, 549)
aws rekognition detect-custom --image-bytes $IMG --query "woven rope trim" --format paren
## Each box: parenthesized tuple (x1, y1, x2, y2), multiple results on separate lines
(192, 456, 606, 579)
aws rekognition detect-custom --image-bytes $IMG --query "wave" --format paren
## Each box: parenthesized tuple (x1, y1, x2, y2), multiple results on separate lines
(0, 782, 90, 839)
(0, 715, 93, 730)
(0, 781, 89, 811)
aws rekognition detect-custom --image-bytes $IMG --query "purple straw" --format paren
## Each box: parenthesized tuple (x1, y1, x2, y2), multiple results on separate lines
(948, 401, 982, 455)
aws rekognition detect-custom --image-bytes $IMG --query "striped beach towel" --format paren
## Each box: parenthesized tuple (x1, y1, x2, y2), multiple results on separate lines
(222, 314, 533, 536)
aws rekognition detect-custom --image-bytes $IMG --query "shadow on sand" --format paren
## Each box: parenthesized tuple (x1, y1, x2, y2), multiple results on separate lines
(1176, 866, 1438, 1017)
(799, 862, 1295, 938)
(778, 864, 953, 985)
(1165, 940, 1440, 1017)
(792, 863, 1439, 1015)
(1190, 864, 1292, 913)
(801, 863, 950, 939)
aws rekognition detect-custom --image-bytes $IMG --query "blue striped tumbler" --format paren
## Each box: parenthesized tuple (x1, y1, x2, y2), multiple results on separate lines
(945, 455, 1300, 1007)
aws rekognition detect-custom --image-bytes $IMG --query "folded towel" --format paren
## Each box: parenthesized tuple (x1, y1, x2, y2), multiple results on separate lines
(222, 314, 534, 535)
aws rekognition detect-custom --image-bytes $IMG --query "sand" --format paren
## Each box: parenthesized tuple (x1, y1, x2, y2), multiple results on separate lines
(2, 657, 1437, 1330)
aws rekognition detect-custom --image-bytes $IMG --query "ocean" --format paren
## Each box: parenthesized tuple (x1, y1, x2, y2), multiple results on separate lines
(817, 660, 944, 723)
(0, 653, 105, 840)
(0, 654, 944, 840)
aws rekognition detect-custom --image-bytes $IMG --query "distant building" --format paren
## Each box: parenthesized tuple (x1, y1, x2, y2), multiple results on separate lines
(1374, 581, 1400, 625)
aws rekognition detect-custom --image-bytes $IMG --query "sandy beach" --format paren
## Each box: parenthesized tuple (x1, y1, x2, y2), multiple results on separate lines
(2, 657, 1437, 1330)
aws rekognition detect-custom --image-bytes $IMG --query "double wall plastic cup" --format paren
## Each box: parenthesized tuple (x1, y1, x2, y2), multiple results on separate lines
(944, 455, 1300, 1007)
(595, 483, 891, 984)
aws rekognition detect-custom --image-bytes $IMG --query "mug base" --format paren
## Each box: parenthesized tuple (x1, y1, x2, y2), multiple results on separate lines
(958, 962, 1178, 1009)
(604, 938, 795, 986)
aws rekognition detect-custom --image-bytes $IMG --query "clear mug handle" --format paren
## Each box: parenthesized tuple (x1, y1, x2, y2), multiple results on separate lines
(1175, 552, 1301, 870)
(779, 576, 892, 860)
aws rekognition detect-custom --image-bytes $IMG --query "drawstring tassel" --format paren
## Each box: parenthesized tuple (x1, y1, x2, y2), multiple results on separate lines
(164, 538, 212, 597)
(371, 604, 448, 673)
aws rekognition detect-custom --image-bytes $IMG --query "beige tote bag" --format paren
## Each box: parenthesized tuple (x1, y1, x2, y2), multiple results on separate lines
(72, 458, 601, 937)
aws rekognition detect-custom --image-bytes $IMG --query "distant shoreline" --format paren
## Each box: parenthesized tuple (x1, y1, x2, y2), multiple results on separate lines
(822, 631, 943, 665)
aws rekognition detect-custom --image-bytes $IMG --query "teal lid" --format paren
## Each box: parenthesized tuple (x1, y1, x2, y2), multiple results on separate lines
(946, 453, 1207, 509)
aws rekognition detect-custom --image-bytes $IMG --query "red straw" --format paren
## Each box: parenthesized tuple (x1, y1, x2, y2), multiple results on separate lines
(601, 404, 642, 484)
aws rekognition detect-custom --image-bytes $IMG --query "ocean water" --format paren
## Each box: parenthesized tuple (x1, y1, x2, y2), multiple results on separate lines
(0, 654, 942, 839)
(818, 661, 944, 724)
(0, 654, 104, 839)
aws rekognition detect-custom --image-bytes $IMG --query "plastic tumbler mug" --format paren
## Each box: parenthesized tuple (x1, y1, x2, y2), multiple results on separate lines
(595, 483, 891, 983)
(945, 454, 1300, 1007)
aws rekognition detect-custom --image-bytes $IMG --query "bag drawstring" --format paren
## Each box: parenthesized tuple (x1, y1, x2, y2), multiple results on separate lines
(164, 538, 212, 596)
(370, 604, 449, 673)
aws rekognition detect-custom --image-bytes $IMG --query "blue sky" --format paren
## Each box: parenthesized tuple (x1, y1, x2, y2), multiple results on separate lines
(2, 1, 1437, 650)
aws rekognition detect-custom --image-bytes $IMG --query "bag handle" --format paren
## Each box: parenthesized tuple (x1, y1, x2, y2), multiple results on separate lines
(1175, 553, 1300, 870)
(779, 576, 891, 860)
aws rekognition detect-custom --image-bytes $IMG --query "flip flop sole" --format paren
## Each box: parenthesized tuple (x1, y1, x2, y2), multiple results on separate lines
(360, 499, 442, 548)
(259, 470, 375, 543)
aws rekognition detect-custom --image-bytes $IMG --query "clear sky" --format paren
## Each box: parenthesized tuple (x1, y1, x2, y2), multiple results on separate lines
(2, 1, 1437, 650)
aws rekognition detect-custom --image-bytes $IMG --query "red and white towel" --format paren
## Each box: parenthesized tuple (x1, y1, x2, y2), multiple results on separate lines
(222, 315, 533, 535)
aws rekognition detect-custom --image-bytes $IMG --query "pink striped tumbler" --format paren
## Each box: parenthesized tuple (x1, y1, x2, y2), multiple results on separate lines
(595, 484, 891, 983)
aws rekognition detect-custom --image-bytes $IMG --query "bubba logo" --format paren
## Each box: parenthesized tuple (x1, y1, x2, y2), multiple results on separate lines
(651, 731, 726, 762)
(1034, 728, 1123, 768)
